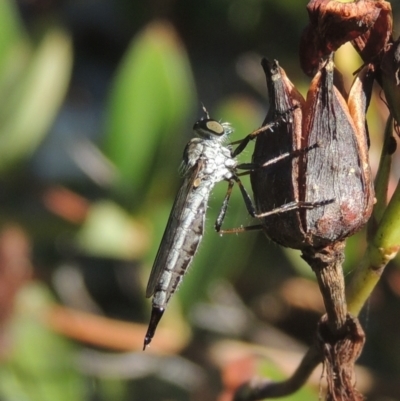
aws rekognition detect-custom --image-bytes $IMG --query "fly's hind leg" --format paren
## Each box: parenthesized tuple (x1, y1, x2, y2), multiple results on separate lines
(214, 176, 334, 235)
(215, 176, 263, 235)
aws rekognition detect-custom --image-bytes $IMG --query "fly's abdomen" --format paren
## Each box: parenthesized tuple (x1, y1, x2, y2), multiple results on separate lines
(152, 186, 208, 310)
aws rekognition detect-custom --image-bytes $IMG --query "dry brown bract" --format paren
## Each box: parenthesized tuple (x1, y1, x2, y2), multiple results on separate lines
(300, 0, 392, 76)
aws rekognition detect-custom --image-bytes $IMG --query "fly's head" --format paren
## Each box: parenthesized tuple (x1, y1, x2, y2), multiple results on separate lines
(193, 117, 232, 143)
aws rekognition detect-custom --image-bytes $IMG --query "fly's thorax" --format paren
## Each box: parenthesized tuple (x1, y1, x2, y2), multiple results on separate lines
(201, 139, 237, 179)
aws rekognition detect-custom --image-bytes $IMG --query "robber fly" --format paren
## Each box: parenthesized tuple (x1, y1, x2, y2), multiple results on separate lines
(144, 107, 330, 349)
(143, 108, 254, 349)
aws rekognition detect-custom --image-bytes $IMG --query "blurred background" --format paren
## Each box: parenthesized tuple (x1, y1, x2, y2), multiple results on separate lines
(0, 0, 400, 400)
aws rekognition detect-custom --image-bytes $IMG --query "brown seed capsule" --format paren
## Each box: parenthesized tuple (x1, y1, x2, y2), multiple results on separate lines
(300, 57, 375, 247)
(250, 59, 306, 248)
(251, 57, 374, 250)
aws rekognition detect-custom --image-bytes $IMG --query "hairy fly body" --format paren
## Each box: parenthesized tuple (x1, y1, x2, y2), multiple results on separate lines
(144, 113, 243, 349)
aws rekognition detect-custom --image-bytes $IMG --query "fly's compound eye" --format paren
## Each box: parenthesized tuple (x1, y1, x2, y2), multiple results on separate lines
(205, 120, 224, 135)
(193, 118, 225, 138)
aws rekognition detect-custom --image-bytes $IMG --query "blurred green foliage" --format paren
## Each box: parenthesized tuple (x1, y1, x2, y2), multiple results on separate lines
(0, 1, 72, 173)
(103, 21, 196, 203)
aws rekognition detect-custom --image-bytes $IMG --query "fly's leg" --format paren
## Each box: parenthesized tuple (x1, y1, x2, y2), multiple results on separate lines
(231, 121, 279, 157)
(215, 176, 334, 235)
(215, 179, 235, 232)
(236, 142, 334, 214)
(255, 199, 334, 219)
(231, 105, 299, 157)
(215, 176, 264, 235)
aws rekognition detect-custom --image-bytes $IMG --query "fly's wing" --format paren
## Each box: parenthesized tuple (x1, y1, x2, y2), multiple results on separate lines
(145, 160, 204, 298)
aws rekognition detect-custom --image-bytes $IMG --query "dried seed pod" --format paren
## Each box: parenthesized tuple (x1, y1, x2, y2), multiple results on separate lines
(301, 57, 374, 247)
(251, 57, 374, 250)
(351, 0, 392, 65)
(250, 59, 306, 248)
(300, 0, 392, 76)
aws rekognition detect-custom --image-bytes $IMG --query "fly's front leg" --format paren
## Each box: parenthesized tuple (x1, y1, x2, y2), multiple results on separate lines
(231, 122, 277, 157)
(231, 105, 299, 158)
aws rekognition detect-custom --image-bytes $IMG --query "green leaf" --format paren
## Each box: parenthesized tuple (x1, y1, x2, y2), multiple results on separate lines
(0, 28, 73, 173)
(103, 20, 196, 200)
(75, 200, 149, 259)
(0, 0, 25, 70)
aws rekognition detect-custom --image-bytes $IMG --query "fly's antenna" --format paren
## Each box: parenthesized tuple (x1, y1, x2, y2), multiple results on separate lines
(201, 102, 210, 119)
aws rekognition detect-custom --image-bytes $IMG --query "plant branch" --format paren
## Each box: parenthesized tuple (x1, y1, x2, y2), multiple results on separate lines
(302, 242, 347, 334)
(233, 343, 322, 401)
(347, 116, 400, 315)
